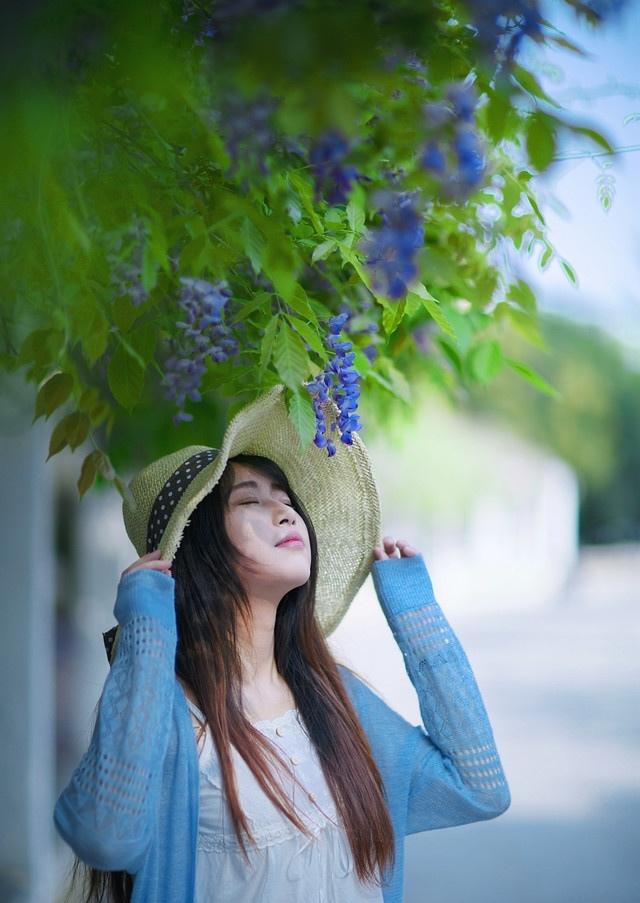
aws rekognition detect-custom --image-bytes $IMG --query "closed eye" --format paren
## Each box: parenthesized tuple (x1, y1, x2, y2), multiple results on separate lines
(240, 499, 293, 506)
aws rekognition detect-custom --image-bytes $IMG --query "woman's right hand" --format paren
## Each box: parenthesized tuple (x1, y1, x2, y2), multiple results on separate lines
(120, 549, 173, 581)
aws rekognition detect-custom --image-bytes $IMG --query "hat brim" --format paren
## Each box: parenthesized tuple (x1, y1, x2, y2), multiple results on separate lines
(125, 384, 381, 638)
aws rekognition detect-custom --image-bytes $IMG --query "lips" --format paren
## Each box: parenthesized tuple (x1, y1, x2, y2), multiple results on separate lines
(276, 531, 304, 546)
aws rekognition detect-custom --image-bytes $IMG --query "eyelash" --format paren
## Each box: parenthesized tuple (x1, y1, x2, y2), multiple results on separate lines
(241, 499, 293, 507)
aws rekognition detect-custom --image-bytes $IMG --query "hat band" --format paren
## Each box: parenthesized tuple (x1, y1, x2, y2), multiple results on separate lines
(146, 448, 219, 552)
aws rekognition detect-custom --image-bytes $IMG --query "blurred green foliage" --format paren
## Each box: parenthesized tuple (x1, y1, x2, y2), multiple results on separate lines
(0, 0, 620, 498)
(468, 315, 640, 543)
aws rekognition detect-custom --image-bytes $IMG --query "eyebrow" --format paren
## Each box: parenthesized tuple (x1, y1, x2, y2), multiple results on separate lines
(229, 480, 289, 496)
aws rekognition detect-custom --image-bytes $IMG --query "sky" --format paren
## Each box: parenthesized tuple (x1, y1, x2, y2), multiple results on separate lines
(510, 0, 640, 359)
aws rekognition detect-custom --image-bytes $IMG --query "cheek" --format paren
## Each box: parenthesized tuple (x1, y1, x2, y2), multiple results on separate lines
(227, 513, 265, 547)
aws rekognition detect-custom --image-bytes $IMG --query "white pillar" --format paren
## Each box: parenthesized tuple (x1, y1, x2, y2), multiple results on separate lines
(0, 373, 56, 902)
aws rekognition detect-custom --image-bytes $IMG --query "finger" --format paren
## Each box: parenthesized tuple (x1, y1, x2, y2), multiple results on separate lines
(123, 559, 172, 578)
(147, 560, 172, 570)
(396, 539, 418, 556)
(383, 536, 400, 557)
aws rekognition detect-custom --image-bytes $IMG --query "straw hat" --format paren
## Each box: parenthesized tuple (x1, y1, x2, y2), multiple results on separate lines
(103, 383, 381, 664)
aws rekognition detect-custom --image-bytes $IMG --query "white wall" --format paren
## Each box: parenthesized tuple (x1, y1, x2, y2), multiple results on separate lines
(0, 373, 56, 903)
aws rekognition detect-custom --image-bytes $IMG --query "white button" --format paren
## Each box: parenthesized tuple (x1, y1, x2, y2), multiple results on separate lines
(275, 726, 285, 737)
(308, 792, 316, 803)
(290, 754, 302, 765)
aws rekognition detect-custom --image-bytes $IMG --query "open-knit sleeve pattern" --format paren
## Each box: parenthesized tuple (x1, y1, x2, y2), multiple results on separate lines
(53, 568, 177, 873)
(370, 553, 511, 835)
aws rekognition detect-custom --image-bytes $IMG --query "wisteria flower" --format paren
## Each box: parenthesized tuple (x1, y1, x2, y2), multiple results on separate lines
(309, 130, 360, 206)
(359, 190, 424, 301)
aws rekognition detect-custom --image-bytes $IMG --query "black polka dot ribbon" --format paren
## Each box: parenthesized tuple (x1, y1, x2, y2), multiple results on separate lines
(146, 448, 219, 552)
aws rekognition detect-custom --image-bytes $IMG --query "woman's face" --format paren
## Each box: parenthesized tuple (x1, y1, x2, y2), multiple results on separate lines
(224, 462, 311, 603)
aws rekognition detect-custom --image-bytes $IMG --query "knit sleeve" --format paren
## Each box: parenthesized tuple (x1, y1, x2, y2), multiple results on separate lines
(370, 553, 511, 834)
(53, 568, 177, 872)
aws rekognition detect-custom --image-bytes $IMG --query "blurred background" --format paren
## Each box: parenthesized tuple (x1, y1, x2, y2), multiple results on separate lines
(0, 2, 639, 902)
(338, 5, 640, 901)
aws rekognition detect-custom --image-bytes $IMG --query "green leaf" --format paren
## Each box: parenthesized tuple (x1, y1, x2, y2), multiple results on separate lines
(77, 449, 105, 497)
(288, 170, 324, 234)
(382, 299, 406, 336)
(524, 190, 546, 226)
(129, 323, 157, 363)
(467, 340, 504, 383)
(486, 88, 511, 143)
(559, 258, 578, 287)
(46, 411, 91, 461)
(141, 242, 158, 293)
(286, 389, 317, 452)
(347, 199, 365, 235)
(567, 124, 615, 155)
(311, 239, 338, 264)
(437, 337, 463, 376)
(236, 292, 273, 322)
(78, 386, 110, 423)
(507, 279, 537, 313)
(86, 314, 110, 368)
(241, 217, 266, 275)
(546, 33, 588, 57)
(526, 112, 557, 171)
(504, 306, 547, 349)
(34, 372, 74, 422)
(263, 241, 300, 303)
(512, 64, 563, 109)
(272, 321, 309, 391)
(17, 329, 65, 370)
(324, 209, 342, 226)
(285, 285, 320, 328)
(107, 342, 145, 410)
(406, 283, 456, 338)
(283, 313, 325, 357)
(505, 358, 561, 399)
(258, 315, 280, 381)
(338, 242, 391, 308)
(539, 244, 553, 271)
(112, 295, 145, 333)
(146, 209, 170, 274)
(69, 300, 109, 365)
(371, 358, 412, 404)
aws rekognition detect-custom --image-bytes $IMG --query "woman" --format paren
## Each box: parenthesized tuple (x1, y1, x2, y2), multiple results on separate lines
(54, 384, 510, 903)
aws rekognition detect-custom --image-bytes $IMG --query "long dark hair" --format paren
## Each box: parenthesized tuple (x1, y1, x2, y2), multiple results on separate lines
(63, 453, 395, 901)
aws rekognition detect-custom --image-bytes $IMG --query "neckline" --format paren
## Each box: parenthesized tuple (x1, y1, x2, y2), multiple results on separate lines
(184, 694, 299, 729)
(250, 707, 299, 728)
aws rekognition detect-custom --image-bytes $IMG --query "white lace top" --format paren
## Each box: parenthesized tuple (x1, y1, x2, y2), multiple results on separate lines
(185, 697, 385, 903)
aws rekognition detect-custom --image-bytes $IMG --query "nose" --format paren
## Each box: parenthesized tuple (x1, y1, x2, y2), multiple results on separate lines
(275, 501, 295, 523)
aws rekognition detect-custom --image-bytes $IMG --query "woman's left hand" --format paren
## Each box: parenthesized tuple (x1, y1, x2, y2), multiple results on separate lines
(373, 536, 420, 560)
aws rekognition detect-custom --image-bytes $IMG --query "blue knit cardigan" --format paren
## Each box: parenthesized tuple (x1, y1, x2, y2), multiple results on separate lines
(54, 553, 510, 902)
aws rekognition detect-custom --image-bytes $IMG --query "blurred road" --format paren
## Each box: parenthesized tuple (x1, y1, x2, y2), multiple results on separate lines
(404, 547, 640, 903)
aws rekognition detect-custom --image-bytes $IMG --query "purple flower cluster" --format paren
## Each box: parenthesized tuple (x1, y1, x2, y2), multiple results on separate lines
(211, 91, 282, 180)
(420, 81, 487, 201)
(161, 277, 240, 424)
(333, 300, 380, 364)
(464, 1, 544, 65)
(108, 218, 150, 308)
(309, 130, 360, 206)
(359, 190, 424, 301)
(304, 312, 362, 457)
